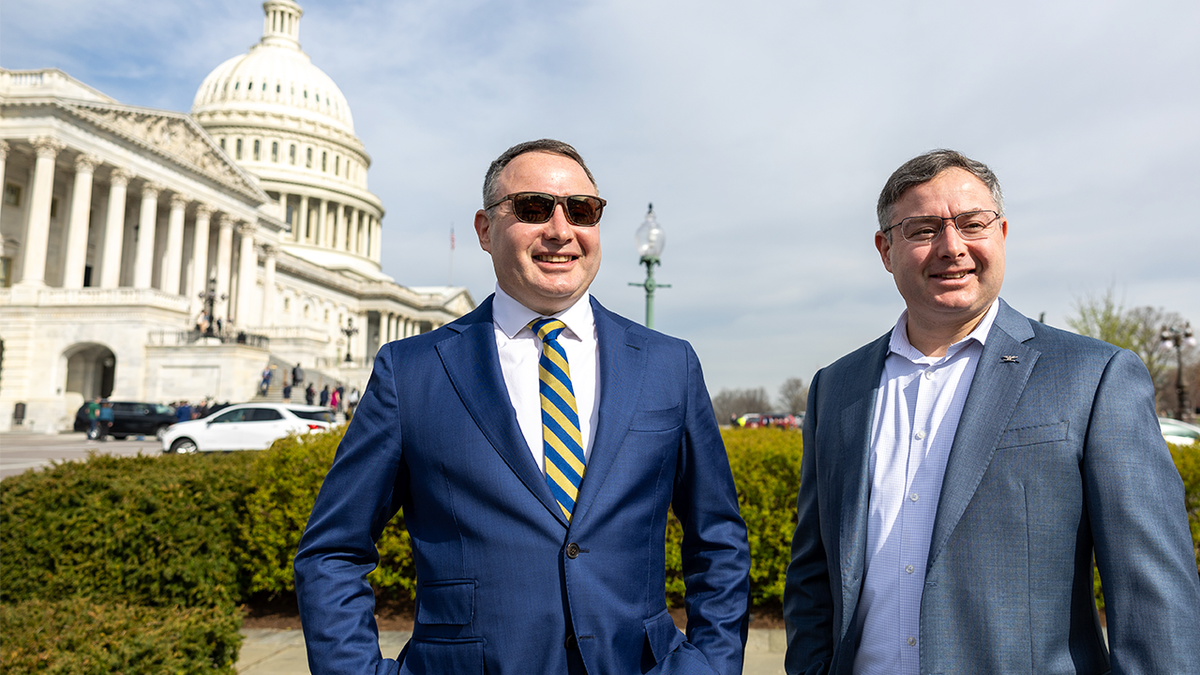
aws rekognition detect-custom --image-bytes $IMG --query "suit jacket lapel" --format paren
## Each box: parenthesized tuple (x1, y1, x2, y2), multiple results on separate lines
(568, 299, 645, 527)
(437, 296, 566, 525)
(927, 300, 1039, 567)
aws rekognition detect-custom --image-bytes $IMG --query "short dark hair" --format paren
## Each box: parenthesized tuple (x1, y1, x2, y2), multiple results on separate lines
(482, 139, 598, 207)
(876, 149, 1004, 231)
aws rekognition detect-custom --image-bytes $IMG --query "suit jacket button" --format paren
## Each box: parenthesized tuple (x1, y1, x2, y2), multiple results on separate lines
(565, 634, 578, 650)
(565, 542, 580, 559)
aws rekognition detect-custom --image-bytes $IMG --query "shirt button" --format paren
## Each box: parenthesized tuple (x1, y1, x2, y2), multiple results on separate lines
(908, 637, 917, 646)
(923, 370, 933, 379)
(915, 430, 926, 440)
(910, 493, 919, 502)
(905, 564, 915, 574)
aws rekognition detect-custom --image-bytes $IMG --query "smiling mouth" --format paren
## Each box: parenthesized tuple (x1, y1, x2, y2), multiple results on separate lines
(535, 254, 575, 263)
(932, 270, 973, 279)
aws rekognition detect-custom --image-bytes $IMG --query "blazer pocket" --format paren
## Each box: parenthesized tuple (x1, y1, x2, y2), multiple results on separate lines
(630, 404, 683, 432)
(400, 637, 484, 675)
(417, 579, 475, 625)
(997, 420, 1069, 449)
(644, 608, 686, 663)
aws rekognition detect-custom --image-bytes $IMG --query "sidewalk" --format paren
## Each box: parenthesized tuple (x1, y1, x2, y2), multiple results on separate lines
(237, 628, 787, 674)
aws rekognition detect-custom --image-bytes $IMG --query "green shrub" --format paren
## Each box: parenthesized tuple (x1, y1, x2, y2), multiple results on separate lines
(240, 426, 417, 601)
(0, 597, 240, 675)
(1169, 442, 1200, 571)
(0, 452, 255, 608)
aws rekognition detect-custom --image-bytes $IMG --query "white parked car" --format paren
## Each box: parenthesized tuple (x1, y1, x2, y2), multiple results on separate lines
(162, 403, 335, 453)
(1159, 417, 1200, 447)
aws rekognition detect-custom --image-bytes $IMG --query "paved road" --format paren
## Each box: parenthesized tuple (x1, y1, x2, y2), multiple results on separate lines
(238, 629, 787, 674)
(0, 431, 163, 481)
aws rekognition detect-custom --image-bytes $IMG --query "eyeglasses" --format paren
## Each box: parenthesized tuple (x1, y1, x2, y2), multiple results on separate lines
(882, 210, 1002, 243)
(485, 192, 607, 227)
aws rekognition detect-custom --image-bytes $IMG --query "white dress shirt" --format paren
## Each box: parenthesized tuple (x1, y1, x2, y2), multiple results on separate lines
(491, 286, 600, 473)
(853, 299, 999, 675)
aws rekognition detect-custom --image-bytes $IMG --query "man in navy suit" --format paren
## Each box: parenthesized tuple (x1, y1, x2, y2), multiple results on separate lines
(295, 139, 751, 674)
(783, 149, 1200, 674)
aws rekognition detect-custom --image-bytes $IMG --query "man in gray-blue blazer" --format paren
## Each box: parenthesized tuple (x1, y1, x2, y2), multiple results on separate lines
(295, 139, 750, 675)
(783, 149, 1200, 674)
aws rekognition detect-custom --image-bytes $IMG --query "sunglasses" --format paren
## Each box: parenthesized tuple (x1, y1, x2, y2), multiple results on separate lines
(485, 192, 607, 226)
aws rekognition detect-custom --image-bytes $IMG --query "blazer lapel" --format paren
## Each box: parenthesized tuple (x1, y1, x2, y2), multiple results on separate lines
(437, 297, 566, 525)
(927, 300, 1039, 567)
(567, 299, 646, 527)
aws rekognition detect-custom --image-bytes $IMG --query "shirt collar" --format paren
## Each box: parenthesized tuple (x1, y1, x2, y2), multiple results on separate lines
(492, 284, 594, 341)
(889, 298, 1001, 363)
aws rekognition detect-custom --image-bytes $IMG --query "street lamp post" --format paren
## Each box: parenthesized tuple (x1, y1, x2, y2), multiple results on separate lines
(342, 317, 359, 364)
(1160, 321, 1196, 423)
(197, 275, 226, 338)
(628, 204, 671, 329)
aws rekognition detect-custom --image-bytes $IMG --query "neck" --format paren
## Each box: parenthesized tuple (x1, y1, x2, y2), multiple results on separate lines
(905, 310, 989, 358)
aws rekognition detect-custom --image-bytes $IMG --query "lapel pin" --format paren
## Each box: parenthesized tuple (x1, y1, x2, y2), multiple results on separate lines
(1000, 355, 1019, 363)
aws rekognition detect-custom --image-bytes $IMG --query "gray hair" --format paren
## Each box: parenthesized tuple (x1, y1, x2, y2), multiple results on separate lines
(482, 139, 598, 208)
(876, 149, 1004, 231)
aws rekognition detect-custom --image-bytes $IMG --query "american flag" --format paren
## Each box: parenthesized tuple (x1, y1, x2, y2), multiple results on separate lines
(450, 227, 455, 251)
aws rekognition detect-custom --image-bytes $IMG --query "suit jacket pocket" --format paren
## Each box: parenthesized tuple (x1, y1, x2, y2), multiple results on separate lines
(400, 637, 484, 675)
(997, 420, 1068, 449)
(417, 579, 475, 625)
(630, 404, 683, 432)
(644, 608, 686, 663)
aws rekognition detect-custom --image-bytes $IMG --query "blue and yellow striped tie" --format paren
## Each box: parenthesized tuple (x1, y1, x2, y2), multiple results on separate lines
(530, 318, 586, 521)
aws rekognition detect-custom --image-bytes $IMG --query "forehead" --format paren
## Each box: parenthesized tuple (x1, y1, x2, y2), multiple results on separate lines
(894, 167, 995, 215)
(497, 152, 596, 196)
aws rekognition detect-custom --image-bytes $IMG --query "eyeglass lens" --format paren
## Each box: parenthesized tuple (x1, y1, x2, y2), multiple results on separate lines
(511, 193, 604, 226)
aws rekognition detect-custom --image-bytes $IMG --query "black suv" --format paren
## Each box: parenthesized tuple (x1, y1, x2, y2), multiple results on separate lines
(74, 401, 177, 440)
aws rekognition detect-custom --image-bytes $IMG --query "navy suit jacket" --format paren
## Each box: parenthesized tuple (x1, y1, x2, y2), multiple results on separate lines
(783, 300, 1200, 674)
(295, 296, 751, 675)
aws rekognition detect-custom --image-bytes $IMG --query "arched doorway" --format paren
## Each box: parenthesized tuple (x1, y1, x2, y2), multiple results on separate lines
(63, 343, 116, 400)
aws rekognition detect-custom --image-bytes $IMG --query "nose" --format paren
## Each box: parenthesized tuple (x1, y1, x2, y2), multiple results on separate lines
(543, 204, 573, 240)
(934, 221, 968, 257)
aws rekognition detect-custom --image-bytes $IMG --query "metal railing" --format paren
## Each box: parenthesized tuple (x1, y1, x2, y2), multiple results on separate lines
(147, 329, 270, 349)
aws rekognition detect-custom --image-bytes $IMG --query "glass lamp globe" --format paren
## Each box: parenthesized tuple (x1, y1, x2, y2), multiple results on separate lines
(635, 204, 666, 260)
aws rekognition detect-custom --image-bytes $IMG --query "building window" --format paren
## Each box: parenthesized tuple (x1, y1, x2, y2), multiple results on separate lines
(335, 156, 340, 176)
(306, 148, 312, 168)
(283, 297, 290, 312)
(324, 309, 330, 322)
(271, 141, 279, 162)
(289, 144, 296, 165)
(236, 138, 243, 160)
(253, 140, 261, 161)
(3, 183, 20, 207)
(276, 83, 281, 94)
(321, 151, 327, 172)
(50, 198, 59, 218)
(219, 138, 225, 151)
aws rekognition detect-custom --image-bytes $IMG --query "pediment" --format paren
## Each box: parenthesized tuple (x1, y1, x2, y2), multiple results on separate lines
(65, 102, 267, 203)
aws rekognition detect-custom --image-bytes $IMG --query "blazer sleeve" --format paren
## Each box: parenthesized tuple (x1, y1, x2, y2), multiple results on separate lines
(782, 368, 836, 675)
(294, 344, 407, 675)
(1084, 348, 1200, 673)
(672, 343, 752, 675)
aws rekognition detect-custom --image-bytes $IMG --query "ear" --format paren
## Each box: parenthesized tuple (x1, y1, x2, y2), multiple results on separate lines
(875, 230, 894, 273)
(474, 210, 493, 253)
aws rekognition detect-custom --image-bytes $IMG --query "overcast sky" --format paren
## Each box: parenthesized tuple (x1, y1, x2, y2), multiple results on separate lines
(4, 0, 1198, 399)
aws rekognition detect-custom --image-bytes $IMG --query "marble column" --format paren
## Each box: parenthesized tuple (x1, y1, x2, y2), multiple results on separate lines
(372, 219, 382, 262)
(235, 221, 258, 325)
(332, 202, 343, 251)
(99, 168, 133, 288)
(132, 182, 163, 289)
(19, 136, 66, 286)
(261, 245, 277, 324)
(215, 215, 234, 321)
(317, 198, 328, 247)
(0, 141, 9, 228)
(299, 195, 309, 242)
(160, 194, 188, 295)
(189, 204, 213, 304)
(63, 154, 102, 288)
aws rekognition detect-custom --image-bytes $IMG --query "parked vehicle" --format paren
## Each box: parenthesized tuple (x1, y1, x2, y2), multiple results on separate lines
(73, 401, 176, 440)
(161, 403, 334, 453)
(1159, 417, 1200, 446)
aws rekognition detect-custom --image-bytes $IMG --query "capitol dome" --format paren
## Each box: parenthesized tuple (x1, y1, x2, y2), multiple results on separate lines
(192, 0, 354, 135)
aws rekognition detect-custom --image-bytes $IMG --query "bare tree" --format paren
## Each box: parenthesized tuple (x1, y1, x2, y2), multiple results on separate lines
(777, 377, 808, 414)
(711, 387, 772, 425)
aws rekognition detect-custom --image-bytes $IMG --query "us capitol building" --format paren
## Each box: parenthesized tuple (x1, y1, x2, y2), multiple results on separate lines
(0, 0, 474, 432)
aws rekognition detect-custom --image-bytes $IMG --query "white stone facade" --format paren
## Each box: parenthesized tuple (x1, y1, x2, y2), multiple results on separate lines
(0, 1, 473, 433)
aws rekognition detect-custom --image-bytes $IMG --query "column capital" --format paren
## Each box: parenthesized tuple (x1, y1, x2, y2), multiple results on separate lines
(237, 221, 258, 237)
(260, 243, 278, 259)
(0, 139, 10, 160)
(195, 203, 215, 219)
(140, 181, 166, 198)
(74, 153, 103, 173)
(30, 135, 66, 158)
(109, 167, 135, 187)
(218, 214, 236, 230)
(170, 193, 190, 210)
